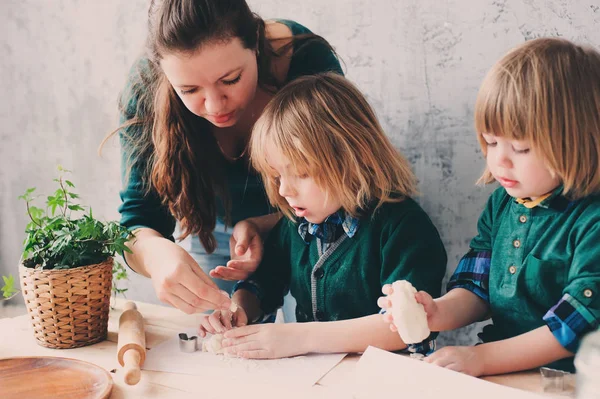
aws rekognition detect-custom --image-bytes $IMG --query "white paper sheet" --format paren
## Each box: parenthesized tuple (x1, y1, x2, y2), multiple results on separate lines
(353, 346, 545, 398)
(143, 329, 347, 389)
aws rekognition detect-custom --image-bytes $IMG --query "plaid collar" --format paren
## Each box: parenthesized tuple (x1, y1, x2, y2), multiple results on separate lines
(515, 186, 573, 212)
(297, 210, 360, 244)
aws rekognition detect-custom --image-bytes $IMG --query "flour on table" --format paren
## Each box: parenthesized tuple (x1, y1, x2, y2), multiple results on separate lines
(202, 333, 225, 354)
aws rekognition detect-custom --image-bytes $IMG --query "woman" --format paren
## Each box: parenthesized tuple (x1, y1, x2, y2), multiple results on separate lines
(106, 0, 342, 314)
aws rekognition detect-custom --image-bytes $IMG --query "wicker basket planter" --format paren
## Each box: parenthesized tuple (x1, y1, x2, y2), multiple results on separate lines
(19, 258, 113, 349)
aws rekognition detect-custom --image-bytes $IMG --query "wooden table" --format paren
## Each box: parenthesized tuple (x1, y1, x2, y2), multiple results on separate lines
(0, 299, 573, 398)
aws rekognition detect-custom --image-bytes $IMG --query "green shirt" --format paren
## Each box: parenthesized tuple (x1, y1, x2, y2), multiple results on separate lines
(246, 199, 447, 322)
(118, 20, 343, 238)
(453, 186, 600, 370)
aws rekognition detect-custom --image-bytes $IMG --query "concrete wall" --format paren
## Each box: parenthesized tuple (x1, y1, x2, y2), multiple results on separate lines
(1, 0, 598, 343)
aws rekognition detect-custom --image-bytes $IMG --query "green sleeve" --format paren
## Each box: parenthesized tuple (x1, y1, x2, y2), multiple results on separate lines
(117, 58, 176, 240)
(278, 19, 344, 81)
(469, 187, 507, 252)
(564, 220, 600, 323)
(380, 210, 447, 298)
(247, 219, 292, 314)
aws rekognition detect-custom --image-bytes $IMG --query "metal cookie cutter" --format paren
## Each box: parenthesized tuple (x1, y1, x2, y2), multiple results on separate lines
(178, 333, 199, 353)
(540, 366, 575, 394)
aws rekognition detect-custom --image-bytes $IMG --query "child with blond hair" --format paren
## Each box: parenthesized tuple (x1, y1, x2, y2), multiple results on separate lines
(381, 37, 600, 375)
(198, 73, 447, 358)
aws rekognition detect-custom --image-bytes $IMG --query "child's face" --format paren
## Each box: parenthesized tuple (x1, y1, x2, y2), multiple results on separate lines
(483, 133, 560, 199)
(267, 149, 342, 224)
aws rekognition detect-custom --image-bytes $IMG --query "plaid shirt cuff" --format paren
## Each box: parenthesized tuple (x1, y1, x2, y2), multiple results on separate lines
(543, 293, 599, 352)
(404, 338, 437, 356)
(232, 279, 263, 299)
(447, 250, 491, 303)
(232, 280, 277, 324)
(379, 309, 437, 355)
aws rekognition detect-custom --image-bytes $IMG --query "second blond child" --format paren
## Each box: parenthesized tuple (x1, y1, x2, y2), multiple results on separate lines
(199, 73, 447, 358)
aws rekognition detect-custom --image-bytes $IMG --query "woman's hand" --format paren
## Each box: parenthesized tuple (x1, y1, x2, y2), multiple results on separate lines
(198, 306, 248, 337)
(210, 219, 264, 281)
(140, 236, 232, 314)
(221, 323, 309, 359)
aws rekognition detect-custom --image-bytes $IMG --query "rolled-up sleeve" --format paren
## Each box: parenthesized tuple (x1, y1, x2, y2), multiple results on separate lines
(447, 250, 491, 303)
(543, 224, 600, 352)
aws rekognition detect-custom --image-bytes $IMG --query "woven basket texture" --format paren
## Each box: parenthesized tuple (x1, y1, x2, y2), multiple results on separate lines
(19, 258, 113, 349)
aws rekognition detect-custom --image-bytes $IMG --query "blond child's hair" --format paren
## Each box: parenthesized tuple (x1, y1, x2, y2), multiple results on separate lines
(474, 37, 600, 199)
(250, 73, 417, 220)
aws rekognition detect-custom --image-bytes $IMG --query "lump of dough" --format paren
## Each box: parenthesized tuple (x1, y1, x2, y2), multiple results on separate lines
(202, 333, 225, 354)
(389, 280, 430, 344)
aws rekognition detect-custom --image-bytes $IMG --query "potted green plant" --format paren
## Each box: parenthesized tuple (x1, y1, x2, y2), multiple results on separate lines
(1, 166, 134, 349)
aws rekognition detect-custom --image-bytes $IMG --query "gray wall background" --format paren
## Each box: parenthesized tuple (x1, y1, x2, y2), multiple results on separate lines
(1, 0, 598, 344)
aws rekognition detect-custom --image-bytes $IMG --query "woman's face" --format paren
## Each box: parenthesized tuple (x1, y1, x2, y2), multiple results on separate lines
(160, 37, 259, 128)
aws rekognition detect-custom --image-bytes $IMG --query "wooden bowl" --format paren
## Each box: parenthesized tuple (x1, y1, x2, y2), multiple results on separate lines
(0, 356, 113, 399)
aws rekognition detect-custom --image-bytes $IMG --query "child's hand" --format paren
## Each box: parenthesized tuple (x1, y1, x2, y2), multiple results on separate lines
(414, 291, 440, 328)
(377, 284, 398, 331)
(210, 219, 264, 281)
(198, 307, 248, 337)
(423, 346, 484, 377)
(220, 323, 308, 359)
(377, 285, 440, 332)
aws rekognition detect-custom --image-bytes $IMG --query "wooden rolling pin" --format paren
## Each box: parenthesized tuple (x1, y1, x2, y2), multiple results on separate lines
(117, 301, 146, 385)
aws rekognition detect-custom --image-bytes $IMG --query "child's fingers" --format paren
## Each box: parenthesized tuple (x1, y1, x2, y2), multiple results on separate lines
(414, 291, 434, 312)
(382, 312, 394, 324)
(223, 324, 261, 338)
(199, 316, 217, 336)
(226, 259, 260, 272)
(423, 348, 452, 367)
(209, 267, 229, 279)
(377, 296, 391, 309)
(381, 284, 393, 295)
(444, 363, 463, 373)
(209, 266, 249, 281)
(198, 325, 207, 338)
(208, 311, 227, 333)
(425, 355, 454, 368)
(221, 311, 233, 330)
(414, 290, 432, 303)
(208, 269, 222, 279)
(233, 308, 248, 327)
